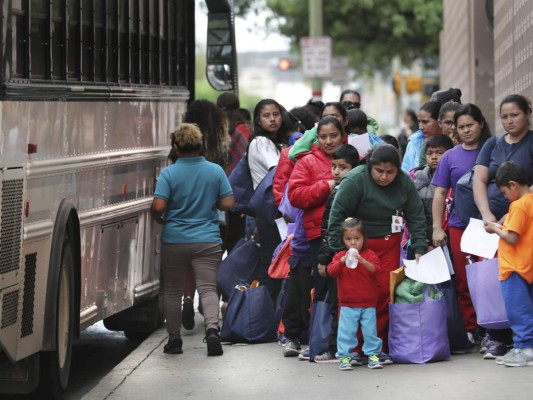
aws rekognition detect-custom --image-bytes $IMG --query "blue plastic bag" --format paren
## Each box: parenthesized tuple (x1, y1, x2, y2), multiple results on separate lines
(217, 239, 260, 301)
(220, 285, 277, 343)
(308, 298, 332, 361)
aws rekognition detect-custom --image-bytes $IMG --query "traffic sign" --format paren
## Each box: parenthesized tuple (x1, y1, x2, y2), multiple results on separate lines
(300, 36, 331, 78)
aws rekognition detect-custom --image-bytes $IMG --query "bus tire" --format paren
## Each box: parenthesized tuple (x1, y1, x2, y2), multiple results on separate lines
(39, 235, 75, 398)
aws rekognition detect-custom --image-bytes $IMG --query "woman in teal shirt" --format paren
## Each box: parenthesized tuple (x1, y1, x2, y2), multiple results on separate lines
(151, 123, 234, 356)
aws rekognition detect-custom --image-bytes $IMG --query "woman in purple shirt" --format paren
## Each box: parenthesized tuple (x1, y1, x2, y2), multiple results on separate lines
(432, 104, 491, 350)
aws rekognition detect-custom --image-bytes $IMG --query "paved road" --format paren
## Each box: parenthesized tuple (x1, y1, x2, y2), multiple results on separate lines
(82, 316, 533, 400)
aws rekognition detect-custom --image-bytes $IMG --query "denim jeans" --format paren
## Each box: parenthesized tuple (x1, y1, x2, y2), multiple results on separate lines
(501, 272, 533, 348)
(336, 306, 382, 359)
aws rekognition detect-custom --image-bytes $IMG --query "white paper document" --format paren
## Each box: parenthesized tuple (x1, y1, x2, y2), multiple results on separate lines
(460, 218, 499, 259)
(403, 246, 451, 284)
(348, 133, 371, 156)
(275, 217, 288, 240)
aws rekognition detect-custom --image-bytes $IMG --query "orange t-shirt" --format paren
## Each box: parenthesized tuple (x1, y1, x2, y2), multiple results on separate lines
(498, 193, 533, 283)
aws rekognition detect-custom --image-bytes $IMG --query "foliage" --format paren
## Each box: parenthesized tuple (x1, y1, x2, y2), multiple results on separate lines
(234, 0, 442, 75)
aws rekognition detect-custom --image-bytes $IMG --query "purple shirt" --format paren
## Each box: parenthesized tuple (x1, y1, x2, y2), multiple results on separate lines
(432, 145, 479, 228)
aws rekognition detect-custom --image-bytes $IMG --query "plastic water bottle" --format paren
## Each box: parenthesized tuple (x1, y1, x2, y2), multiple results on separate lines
(345, 248, 359, 269)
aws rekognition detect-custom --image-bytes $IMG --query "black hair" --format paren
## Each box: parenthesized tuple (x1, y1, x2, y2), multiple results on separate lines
(379, 134, 400, 150)
(347, 109, 367, 132)
(239, 108, 251, 123)
(419, 101, 442, 120)
(306, 99, 325, 120)
(290, 106, 317, 131)
(184, 100, 228, 167)
(251, 98, 286, 148)
(322, 101, 348, 119)
(453, 103, 492, 150)
(333, 144, 360, 168)
(425, 134, 454, 152)
(341, 217, 366, 246)
(340, 89, 361, 102)
(317, 115, 344, 136)
(404, 108, 419, 131)
(368, 144, 401, 169)
(499, 94, 533, 115)
(438, 100, 462, 120)
(495, 161, 531, 187)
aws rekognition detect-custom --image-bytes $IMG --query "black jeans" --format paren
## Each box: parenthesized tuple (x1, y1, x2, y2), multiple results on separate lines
(282, 238, 321, 341)
(254, 214, 281, 302)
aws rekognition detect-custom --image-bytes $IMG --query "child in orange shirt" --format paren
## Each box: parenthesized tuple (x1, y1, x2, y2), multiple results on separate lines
(484, 161, 533, 367)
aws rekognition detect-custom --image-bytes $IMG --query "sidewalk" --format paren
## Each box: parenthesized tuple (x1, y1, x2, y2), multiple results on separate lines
(82, 318, 533, 400)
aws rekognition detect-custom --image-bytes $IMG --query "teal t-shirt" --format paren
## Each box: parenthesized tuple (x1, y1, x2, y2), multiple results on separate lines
(154, 157, 233, 244)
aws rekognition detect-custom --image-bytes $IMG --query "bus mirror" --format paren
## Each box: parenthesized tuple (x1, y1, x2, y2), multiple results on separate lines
(206, 11, 237, 92)
(206, 64, 233, 91)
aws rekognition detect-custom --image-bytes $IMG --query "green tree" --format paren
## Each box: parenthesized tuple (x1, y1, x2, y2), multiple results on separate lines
(234, 0, 442, 75)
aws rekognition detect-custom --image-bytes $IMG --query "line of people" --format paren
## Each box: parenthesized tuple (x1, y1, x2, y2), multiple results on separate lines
(150, 89, 533, 370)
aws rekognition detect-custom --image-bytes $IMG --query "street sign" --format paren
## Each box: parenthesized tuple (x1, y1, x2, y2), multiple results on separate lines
(300, 36, 331, 78)
(330, 56, 349, 85)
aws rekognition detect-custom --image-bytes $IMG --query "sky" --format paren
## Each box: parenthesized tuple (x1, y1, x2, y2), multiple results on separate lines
(195, 0, 290, 53)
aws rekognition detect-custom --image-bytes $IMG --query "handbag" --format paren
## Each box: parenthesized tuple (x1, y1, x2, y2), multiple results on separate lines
(453, 169, 481, 225)
(248, 167, 277, 221)
(438, 280, 470, 352)
(220, 284, 277, 343)
(389, 286, 451, 363)
(308, 297, 332, 361)
(217, 239, 261, 301)
(268, 234, 293, 279)
(466, 258, 509, 329)
(228, 156, 255, 216)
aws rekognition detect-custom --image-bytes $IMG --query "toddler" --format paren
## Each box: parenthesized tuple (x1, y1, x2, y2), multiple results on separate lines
(326, 218, 382, 370)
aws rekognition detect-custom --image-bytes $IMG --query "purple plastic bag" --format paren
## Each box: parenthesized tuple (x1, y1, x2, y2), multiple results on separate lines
(466, 258, 509, 329)
(388, 289, 451, 364)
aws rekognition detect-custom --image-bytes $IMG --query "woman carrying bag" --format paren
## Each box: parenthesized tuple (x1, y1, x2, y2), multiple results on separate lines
(151, 123, 234, 356)
(473, 94, 533, 359)
(328, 144, 428, 362)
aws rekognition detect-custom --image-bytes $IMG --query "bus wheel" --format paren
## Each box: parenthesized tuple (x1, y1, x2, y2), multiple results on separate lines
(39, 236, 75, 398)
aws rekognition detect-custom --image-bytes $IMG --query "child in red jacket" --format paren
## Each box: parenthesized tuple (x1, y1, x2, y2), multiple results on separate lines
(327, 218, 383, 371)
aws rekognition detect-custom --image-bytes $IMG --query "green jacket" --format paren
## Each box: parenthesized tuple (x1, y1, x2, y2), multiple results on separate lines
(328, 164, 428, 256)
(288, 115, 380, 162)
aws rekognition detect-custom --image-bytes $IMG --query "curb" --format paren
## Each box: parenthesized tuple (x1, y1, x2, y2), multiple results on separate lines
(80, 327, 168, 400)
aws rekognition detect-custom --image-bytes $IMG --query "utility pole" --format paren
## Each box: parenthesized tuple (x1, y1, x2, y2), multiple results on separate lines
(309, 0, 323, 100)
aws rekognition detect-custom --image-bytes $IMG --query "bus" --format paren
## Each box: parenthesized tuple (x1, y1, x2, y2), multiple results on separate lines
(0, 0, 237, 396)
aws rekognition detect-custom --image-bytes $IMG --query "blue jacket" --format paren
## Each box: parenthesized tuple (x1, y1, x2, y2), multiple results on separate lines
(401, 130, 425, 172)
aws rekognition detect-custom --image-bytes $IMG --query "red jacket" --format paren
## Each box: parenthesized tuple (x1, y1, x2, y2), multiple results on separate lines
(273, 147, 295, 206)
(327, 248, 381, 308)
(288, 145, 333, 240)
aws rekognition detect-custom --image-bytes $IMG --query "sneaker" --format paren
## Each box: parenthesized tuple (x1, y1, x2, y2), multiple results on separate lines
(338, 357, 354, 371)
(501, 348, 533, 367)
(204, 328, 223, 356)
(480, 333, 490, 354)
(483, 339, 507, 360)
(350, 352, 362, 366)
(298, 347, 310, 361)
(379, 352, 393, 365)
(277, 334, 288, 346)
(314, 351, 339, 364)
(283, 340, 301, 357)
(164, 338, 183, 354)
(367, 354, 383, 369)
(182, 297, 195, 330)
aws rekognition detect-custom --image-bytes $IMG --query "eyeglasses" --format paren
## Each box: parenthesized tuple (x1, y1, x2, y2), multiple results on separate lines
(440, 120, 455, 128)
(342, 101, 361, 110)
